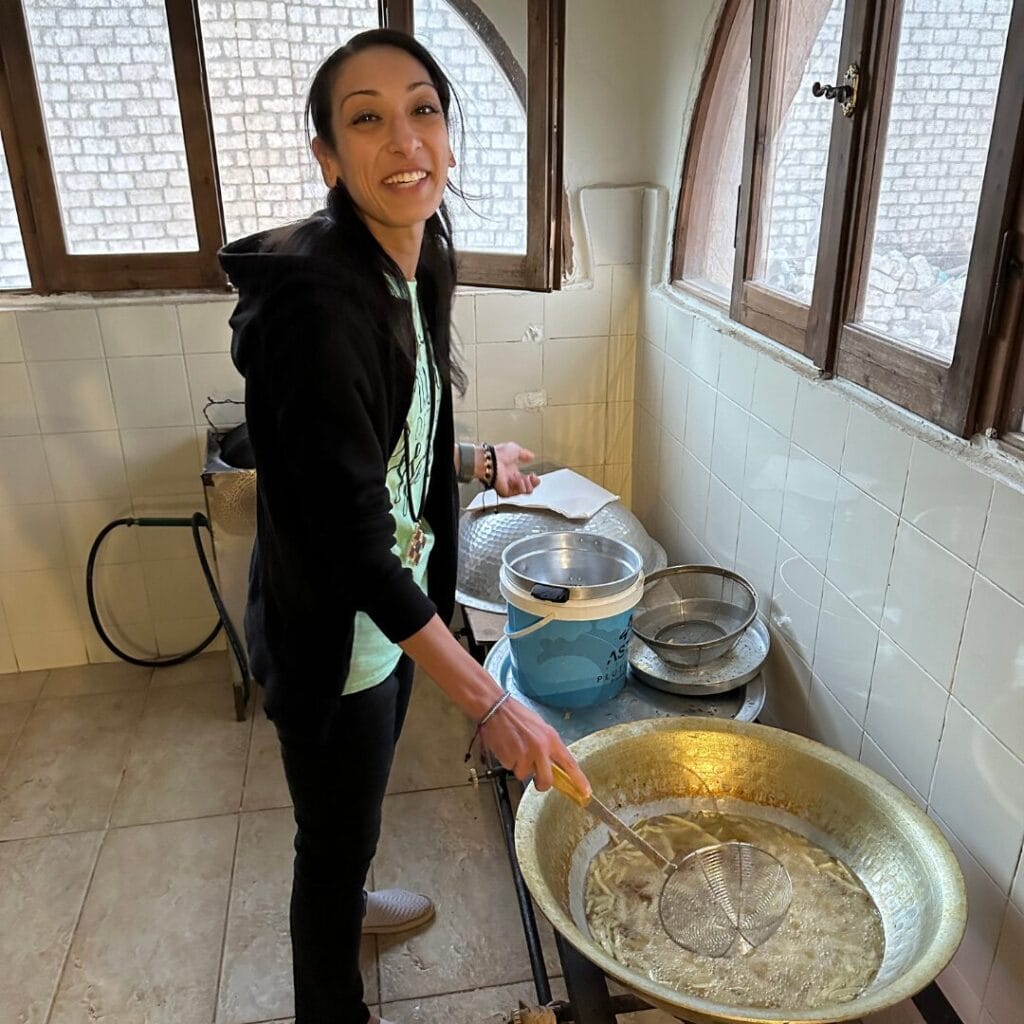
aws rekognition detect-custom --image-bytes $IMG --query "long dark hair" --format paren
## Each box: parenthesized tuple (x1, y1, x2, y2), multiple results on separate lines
(305, 29, 466, 394)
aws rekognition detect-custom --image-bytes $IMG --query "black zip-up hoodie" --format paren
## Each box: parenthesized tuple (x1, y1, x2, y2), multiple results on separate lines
(219, 210, 458, 736)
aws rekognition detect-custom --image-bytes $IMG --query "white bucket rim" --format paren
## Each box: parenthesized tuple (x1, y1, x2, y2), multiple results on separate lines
(500, 567, 645, 622)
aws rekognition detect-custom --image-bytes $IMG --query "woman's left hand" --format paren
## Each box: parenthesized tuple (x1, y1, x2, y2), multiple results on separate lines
(494, 442, 540, 497)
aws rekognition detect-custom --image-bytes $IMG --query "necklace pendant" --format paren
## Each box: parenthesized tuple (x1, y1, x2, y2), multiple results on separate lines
(406, 523, 426, 566)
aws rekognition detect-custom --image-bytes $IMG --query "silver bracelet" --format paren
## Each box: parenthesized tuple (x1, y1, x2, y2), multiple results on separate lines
(456, 441, 477, 483)
(479, 690, 512, 727)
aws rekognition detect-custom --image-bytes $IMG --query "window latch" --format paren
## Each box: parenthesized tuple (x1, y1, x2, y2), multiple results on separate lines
(811, 63, 860, 117)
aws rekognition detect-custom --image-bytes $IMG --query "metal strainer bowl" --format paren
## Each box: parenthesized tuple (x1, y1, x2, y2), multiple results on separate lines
(661, 841, 794, 958)
(632, 566, 758, 668)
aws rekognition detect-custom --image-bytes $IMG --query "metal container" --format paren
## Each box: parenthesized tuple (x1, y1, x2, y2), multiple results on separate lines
(632, 566, 758, 668)
(457, 501, 667, 613)
(629, 615, 771, 696)
(514, 718, 966, 1023)
(501, 532, 644, 602)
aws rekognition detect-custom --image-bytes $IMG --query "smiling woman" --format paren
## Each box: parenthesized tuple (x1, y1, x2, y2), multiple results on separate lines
(310, 48, 457, 280)
(216, 29, 587, 1024)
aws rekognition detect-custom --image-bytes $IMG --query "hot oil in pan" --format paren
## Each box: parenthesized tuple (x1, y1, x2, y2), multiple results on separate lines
(584, 811, 884, 1009)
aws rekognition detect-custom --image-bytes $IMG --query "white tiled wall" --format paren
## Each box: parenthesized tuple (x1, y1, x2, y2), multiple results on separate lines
(0, 188, 642, 675)
(632, 286, 1024, 1024)
(0, 298, 239, 673)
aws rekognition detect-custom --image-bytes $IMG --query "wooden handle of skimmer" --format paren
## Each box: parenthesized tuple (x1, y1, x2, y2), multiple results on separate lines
(551, 764, 591, 806)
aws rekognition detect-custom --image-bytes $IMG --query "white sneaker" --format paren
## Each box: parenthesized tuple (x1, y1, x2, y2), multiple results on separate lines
(362, 888, 435, 935)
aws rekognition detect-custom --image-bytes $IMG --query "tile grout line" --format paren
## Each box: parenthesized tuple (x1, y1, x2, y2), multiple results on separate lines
(210, 811, 243, 1024)
(208, 683, 261, 1020)
(101, 667, 157, 831)
(41, 826, 107, 1024)
(380, 970, 567, 1011)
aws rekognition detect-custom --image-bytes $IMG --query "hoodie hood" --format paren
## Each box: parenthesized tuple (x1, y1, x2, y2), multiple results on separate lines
(219, 212, 357, 378)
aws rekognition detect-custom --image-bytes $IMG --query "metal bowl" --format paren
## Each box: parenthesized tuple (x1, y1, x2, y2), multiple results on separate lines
(501, 531, 643, 601)
(629, 615, 770, 696)
(457, 500, 667, 613)
(632, 566, 758, 668)
(515, 718, 966, 1024)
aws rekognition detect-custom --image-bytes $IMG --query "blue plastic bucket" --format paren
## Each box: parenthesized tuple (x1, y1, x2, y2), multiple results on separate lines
(500, 566, 644, 709)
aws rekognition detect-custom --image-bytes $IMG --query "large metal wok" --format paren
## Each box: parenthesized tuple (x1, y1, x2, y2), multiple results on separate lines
(515, 718, 966, 1024)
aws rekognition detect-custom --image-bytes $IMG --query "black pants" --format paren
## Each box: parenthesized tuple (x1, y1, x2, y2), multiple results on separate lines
(275, 656, 415, 1024)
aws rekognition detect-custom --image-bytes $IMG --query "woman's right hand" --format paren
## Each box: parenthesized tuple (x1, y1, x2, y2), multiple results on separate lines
(480, 697, 591, 798)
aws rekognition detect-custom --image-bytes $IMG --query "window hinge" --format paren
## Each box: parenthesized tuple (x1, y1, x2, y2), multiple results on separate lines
(987, 229, 1024, 336)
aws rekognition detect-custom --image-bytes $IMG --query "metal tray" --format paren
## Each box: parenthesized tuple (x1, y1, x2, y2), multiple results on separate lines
(483, 636, 765, 744)
(457, 500, 666, 614)
(629, 615, 771, 696)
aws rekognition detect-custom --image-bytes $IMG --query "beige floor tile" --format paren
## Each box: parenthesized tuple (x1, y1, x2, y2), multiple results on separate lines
(0, 669, 47, 704)
(382, 977, 568, 1023)
(0, 691, 145, 840)
(0, 830, 102, 1024)
(150, 650, 233, 687)
(110, 681, 251, 826)
(242, 708, 291, 811)
(48, 815, 237, 1024)
(42, 660, 152, 698)
(375, 785, 559, 1002)
(218, 807, 377, 1024)
(0, 700, 32, 769)
(387, 673, 475, 795)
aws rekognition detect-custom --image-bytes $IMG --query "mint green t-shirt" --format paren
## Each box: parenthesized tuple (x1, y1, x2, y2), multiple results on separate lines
(345, 280, 439, 694)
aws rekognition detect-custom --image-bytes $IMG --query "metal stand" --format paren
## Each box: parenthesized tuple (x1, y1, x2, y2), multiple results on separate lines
(461, 606, 655, 1023)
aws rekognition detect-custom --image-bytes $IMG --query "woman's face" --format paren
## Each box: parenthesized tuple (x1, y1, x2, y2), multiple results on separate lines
(314, 45, 452, 238)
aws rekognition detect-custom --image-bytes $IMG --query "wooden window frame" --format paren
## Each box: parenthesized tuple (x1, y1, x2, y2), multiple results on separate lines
(0, 0, 225, 293)
(670, 0, 750, 312)
(0, 0, 564, 295)
(389, 0, 564, 291)
(835, 0, 1024, 435)
(673, 0, 1024, 441)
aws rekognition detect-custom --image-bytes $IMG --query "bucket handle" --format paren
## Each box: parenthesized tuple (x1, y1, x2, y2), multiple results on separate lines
(505, 614, 556, 640)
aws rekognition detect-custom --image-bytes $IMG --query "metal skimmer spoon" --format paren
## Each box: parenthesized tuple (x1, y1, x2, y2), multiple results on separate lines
(551, 765, 794, 958)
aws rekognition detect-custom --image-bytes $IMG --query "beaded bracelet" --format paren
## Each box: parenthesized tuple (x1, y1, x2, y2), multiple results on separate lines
(463, 690, 512, 763)
(482, 442, 497, 490)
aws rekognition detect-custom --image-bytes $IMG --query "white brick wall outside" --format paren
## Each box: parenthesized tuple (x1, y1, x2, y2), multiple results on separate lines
(0, 0, 528, 288)
(761, 0, 1011, 359)
(21, 0, 199, 257)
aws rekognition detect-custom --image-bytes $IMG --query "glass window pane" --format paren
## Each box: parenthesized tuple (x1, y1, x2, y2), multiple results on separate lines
(857, 0, 1013, 363)
(681, 0, 753, 297)
(754, 0, 846, 303)
(0, 138, 30, 289)
(414, 0, 528, 254)
(199, 0, 378, 241)
(23, 0, 199, 254)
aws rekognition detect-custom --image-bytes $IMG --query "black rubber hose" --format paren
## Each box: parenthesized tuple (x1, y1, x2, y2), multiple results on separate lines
(84, 516, 249, 692)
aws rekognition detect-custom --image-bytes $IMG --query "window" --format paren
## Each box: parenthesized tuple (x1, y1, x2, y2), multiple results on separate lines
(0, 0, 564, 294)
(0, 130, 29, 289)
(674, 0, 1024, 443)
(393, 0, 563, 288)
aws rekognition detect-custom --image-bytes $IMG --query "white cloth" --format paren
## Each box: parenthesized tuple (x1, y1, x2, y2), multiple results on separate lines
(466, 467, 617, 520)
